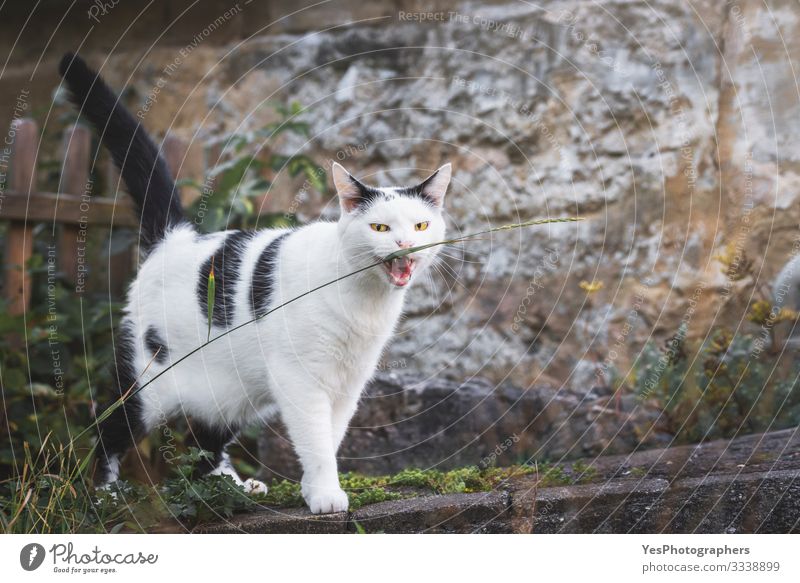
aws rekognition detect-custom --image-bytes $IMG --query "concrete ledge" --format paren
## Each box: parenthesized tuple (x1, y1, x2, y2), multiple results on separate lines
(197, 428, 800, 534)
(351, 491, 510, 533)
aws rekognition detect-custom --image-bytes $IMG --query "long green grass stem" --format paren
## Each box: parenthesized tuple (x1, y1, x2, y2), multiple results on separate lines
(71, 216, 582, 445)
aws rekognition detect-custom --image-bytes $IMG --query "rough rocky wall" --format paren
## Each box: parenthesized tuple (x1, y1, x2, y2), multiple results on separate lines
(3, 0, 799, 390)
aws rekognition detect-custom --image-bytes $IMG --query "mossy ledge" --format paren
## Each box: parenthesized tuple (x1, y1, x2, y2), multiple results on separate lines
(195, 429, 800, 534)
(257, 461, 602, 510)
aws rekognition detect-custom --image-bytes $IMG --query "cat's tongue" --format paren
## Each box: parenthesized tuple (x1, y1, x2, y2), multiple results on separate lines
(386, 257, 415, 287)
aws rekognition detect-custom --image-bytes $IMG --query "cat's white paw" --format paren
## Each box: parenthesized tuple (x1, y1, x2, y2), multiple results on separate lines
(95, 482, 119, 500)
(303, 486, 349, 514)
(243, 478, 268, 495)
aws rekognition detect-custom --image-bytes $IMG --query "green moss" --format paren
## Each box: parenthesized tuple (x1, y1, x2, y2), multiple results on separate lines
(349, 487, 402, 509)
(535, 463, 573, 487)
(255, 464, 538, 511)
(340, 472, 388, 490)
(388, 465, 535, 494)
(571, 460, 599, 484)
(260, 479, 303, 507)
(749, 451, 776, 463)
(629, 466, 648, 478)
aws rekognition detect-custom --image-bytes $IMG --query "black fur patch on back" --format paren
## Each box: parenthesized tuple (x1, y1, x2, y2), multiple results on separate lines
(144, 326, 168, 364)
(198, 230, 255, 329)
(251, 232, 290, 318)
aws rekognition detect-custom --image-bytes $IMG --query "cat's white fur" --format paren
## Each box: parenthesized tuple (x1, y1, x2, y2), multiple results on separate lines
(113, 162, 451, 514)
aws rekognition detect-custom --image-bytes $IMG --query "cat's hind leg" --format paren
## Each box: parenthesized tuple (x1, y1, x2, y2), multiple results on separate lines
(95, 321, 150, 488)
(188, 422, 267, 495)
(94, 393, 148, 487)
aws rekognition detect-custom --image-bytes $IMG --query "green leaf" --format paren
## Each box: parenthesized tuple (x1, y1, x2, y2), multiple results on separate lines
(207, 257, 216, 341)
(269, 154, 290, 172)
(238, 177, 271, 198)
(176, 178, 204, 190)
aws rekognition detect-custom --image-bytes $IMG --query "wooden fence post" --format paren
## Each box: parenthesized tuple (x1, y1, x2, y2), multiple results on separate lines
(3, 119, 38, 315)
(106, 155, 136, 295)
(59, 124, 90, 285)
(162, 132, 193, 206)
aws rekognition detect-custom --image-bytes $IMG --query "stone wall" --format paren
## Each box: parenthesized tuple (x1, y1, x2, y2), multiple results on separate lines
(2, 0, 799, 390)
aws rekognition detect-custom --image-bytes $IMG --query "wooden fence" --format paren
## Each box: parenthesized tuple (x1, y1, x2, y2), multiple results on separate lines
(0, 117, 197, 315)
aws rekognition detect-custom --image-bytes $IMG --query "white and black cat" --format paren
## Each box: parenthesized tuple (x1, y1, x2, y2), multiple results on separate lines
(59, 53, 451, 514)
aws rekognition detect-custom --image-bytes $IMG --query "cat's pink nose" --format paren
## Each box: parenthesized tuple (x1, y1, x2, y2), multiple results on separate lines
(396, 240, 413, 249)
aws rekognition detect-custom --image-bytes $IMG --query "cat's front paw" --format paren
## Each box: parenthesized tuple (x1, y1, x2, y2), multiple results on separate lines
(302, 484, 349, 514)
(243, 478, 268, 495)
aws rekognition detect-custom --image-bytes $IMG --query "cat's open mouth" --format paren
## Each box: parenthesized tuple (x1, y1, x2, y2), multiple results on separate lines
(382, 256, 416, 287)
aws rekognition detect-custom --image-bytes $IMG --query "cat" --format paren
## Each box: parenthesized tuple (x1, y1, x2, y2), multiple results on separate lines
(58, 53, 451, 514)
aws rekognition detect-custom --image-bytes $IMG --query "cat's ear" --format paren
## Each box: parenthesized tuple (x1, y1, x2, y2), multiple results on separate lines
(332, 162, 370, 214)
(416, 163, 452, 208)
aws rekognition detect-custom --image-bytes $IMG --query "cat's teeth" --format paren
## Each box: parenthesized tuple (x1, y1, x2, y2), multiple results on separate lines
(384, 256, 416, 286)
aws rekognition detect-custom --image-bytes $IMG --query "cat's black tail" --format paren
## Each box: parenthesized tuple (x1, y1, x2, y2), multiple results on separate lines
(58, 52, 185, 252)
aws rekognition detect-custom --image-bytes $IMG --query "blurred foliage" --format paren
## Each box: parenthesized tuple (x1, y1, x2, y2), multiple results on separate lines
(180, 102, 327, 233)
(0, 285, 117, 476)
(631, 323, 800, 443)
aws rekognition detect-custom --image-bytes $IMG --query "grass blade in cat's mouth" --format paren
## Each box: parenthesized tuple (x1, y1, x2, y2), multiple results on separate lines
(383, 256, 416, 287)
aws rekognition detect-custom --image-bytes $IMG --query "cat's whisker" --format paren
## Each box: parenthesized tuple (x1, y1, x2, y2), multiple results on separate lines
(437, 250, 483, 264)
(435, 258, 465, 280)
(429, 267, 454, 303)
(431, 254, 462, 277)
(430, 260, 471, 295)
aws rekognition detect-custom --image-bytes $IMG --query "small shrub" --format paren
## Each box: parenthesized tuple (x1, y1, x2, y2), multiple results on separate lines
(631, 325, 800, 443)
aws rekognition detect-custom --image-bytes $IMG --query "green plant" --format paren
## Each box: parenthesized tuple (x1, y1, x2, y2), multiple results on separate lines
(628, 466, 648, 478)
(0, 289, 117, 478)
(181, 102, 326, 233)
(159, 448, 259, 524)
(570, 460, 598, 484)
(2, 446, 264, 533)
(631, 326, 800, 443)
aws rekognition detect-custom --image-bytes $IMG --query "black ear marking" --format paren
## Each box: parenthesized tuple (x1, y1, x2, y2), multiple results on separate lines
(412, 163, 451, 208)
(349, 176, 382, 210)
(332, 162, 382, 213)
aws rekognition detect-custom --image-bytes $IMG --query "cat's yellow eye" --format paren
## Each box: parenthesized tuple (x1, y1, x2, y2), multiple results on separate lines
(370, 223, 390, 232)
(415, 221, 429, 231)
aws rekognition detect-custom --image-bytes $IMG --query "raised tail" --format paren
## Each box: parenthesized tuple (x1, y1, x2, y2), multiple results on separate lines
(58, 52, 185, 251)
